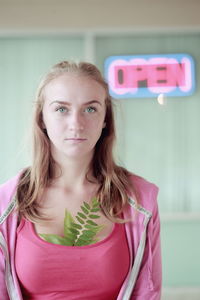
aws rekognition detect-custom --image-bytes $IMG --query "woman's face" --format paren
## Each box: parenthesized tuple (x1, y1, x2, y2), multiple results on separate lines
(42, 74, 106, 162)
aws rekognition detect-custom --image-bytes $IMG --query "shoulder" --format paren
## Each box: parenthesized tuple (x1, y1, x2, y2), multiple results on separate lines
(127, 173, 159, 213)
(0, 172, 22, 213)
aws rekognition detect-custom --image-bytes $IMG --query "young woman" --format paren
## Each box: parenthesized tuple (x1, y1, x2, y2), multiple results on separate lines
(0, 61, 162, 299)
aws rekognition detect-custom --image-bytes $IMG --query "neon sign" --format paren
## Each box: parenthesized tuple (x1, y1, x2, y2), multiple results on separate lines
(104, 54, 195, 98)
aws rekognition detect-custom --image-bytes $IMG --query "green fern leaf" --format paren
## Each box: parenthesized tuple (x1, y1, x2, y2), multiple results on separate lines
(64, 210, 80, 244)
(91, 197, 99, 208)
(75, 234, 94, 243)
(64, 210, 75, 237)
(86, 219, 98, 226)
(81, 230, 96, 237)
(75, 238, 92, 246)
(71, 222, 82, 230)
(91, 207, 100, 212)
(39, 234, 73, 246)
(65, 232, 75, 241)
(69, 227, 80, 235)
(88, 214, 100, 219)
(83, 202, 90, 210)
(85, 224, 97, 230)
(81, 205, 89, 215)
(39, 197, 105, 247)
(77, 212, 87, 219)
(76, 216, 85, 224)
(85, 224, 104, 233)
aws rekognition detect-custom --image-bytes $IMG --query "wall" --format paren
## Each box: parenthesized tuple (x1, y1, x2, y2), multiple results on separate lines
(0, 0, 200, 31)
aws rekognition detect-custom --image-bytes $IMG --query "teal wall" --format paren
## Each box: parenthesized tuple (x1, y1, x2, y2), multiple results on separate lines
(162, 218, 200, 286)
(95, 33, 200, 213)
(0, 33, 200, 289)
(0, 36, 85, 182)
(94, 33, 200, 288)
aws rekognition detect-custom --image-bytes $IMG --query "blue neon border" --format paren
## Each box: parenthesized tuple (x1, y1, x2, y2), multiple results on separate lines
(104, 54, 196, 98)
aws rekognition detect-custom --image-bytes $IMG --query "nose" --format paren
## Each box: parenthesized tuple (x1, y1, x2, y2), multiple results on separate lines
(68, 111, 84, 131)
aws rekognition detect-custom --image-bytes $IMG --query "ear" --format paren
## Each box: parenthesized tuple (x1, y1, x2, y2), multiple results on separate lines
(102, 122, 106, 128)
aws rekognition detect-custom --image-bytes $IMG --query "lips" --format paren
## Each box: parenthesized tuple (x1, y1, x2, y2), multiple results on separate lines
(64, 138, 87, 144)
(65, 138, 87, 141)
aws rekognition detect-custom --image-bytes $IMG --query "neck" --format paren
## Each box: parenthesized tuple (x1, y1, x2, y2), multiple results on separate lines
(51, 152, 96, 190)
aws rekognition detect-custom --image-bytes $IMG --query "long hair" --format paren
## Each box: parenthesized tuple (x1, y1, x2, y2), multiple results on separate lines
(16, 61, 137, 222)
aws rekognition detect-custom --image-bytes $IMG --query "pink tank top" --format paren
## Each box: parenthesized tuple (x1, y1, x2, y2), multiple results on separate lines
(15, 218, 130, 300)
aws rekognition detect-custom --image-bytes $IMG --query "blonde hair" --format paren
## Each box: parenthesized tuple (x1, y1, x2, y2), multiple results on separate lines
(17, 61, 137, 222)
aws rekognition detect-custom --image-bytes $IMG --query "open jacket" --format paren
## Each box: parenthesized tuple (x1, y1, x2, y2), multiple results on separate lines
(0, 172, 162, 300)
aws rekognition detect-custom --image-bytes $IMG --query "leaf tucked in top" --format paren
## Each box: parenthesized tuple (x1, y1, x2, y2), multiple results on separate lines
(39, 197, 104, 246)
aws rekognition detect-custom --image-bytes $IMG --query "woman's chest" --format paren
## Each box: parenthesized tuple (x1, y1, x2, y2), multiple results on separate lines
(15, 218, 130, 300)
(34, 193, 115, 244)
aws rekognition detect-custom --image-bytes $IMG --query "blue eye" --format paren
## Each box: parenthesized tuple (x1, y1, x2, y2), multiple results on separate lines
(85, 107, 96, 113)
(56, 107, 67, 113)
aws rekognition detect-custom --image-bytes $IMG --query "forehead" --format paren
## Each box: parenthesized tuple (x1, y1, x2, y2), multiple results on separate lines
(43, 74, 106, 103)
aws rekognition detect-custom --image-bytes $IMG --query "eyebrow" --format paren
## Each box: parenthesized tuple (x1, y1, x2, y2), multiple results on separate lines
(49, 100, 103, 106)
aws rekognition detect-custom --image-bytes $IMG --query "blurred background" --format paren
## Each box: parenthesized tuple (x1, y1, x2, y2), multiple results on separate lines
(0, 0, 200, 299)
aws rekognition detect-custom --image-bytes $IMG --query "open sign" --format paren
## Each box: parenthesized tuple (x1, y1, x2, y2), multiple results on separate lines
(104, 54, 195, 98)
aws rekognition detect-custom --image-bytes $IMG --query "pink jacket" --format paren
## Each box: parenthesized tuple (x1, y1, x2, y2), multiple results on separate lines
(0, 172, 162, 300)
